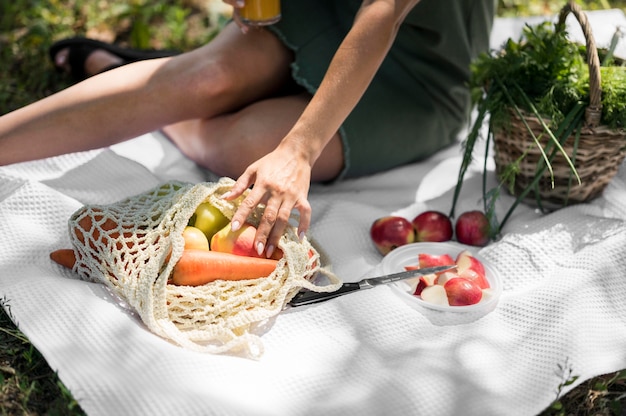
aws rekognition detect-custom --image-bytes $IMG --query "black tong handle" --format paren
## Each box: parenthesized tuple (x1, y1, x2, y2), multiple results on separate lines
(288, 283, 362, 307)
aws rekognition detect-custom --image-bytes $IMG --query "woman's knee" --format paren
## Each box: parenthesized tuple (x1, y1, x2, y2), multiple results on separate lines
(155, 27, 292, 120)
(153, 52, 237, 119)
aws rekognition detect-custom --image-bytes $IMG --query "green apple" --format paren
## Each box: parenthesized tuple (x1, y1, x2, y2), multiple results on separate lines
(192, 202, 230, 243)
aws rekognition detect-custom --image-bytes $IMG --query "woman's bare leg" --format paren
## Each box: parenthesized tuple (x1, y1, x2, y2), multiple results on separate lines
(164, 92, 344, 182)
(0, 24, 295, 166)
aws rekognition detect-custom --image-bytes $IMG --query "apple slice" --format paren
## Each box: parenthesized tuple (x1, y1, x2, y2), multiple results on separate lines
(411, 273, 437, 296)
(481, 288, 494, 303)
(418, 253, 455, 268)
(455, 250, 490, 289)
(456, 250, 486, 275)
(434, 271, 459, 286)
(420, 285, 449, 306)
(403, 276, 421, 294)
(458, 269, 490, 289)
(444, 277, 482, 306)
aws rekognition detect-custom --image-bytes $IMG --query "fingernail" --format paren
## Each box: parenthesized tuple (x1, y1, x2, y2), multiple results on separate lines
(231, 220, 240, 231)
(222, 191, 232, 199)
(256, 242, 264, 256)
(236, 0, 244, 6)
(266, 244, 274, 258)
(298, 231, 305, 241)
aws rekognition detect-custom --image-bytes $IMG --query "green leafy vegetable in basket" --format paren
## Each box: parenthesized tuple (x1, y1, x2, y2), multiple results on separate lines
(471, 21, 587, 129)
(450, 0, 626, 239)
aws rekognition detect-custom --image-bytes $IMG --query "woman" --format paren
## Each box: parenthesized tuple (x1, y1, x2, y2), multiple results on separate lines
(0, 0, 494, 259)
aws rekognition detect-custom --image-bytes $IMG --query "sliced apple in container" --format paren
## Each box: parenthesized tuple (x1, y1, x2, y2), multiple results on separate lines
(418, 253, 455, 268)
(455, 250, 490, 289)
(404, 270, 438, 296)
(434, 271, 458, 286)
(420, 285, 449, 306)
(444, 277, 483, 306)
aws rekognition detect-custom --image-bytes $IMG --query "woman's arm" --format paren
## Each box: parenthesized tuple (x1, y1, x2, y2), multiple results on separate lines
(290, 0, 419, 161)
(228, 0, 421, 257)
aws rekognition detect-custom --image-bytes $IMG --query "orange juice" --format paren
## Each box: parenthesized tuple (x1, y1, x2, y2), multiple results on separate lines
(239, 0, 281, 26)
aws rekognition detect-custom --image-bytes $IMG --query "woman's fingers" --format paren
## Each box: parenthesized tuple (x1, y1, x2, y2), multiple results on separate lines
(222, 0, 249, 33)
(223, 170, 256, 232)
(224, 173, 311, 258)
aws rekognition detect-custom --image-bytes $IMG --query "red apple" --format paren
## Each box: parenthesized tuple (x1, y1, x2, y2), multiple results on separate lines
(455, 211, 491, 247)
(370, 216, 415, 255)
(444, 277, 483, 306)
(211, 222, 260, 257)
(211, 222, 283, 259)
(411, 211, 453, 242)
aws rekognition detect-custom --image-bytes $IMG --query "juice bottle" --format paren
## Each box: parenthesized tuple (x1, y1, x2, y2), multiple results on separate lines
(239, 0, 281, 26)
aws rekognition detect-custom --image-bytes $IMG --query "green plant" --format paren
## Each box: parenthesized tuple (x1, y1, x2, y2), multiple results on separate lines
(0, 297, 86, 415)
(450, 4, 626, 236)
(541, 367, 626, 415)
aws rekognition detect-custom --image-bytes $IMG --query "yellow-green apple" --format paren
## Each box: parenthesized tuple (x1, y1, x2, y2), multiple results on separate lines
(192, 202, 230, 242)
(182, 226, 210, 251)
(455, 250, 490, 289)
(370, 216, 415, 255)
(444, 277, 483, 306)
(420, 284, 449, 306)
(411, 211, 453, 242)
(455, 210, 491, 247)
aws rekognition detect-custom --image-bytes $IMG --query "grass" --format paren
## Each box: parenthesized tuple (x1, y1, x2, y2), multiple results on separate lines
(0, 299, 83, 415)
(1, 0, 626, 414)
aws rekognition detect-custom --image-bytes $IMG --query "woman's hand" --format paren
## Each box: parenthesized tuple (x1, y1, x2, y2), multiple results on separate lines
(222, 0, 421, 258)
(221, 0, 250, 33)
(224, 141, 313, 259)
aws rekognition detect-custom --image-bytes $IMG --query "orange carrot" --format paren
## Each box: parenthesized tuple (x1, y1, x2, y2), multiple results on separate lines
(50, 249, 77, 270)
(171, 249, 279, 286)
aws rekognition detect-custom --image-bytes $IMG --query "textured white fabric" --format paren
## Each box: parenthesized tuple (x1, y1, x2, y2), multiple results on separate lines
(1, 10, 626, 416)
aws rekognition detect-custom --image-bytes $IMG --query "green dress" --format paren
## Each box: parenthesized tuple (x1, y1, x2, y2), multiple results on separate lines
(268, 0, 495, 179)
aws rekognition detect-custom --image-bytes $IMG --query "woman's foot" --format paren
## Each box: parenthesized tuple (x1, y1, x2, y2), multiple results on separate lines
(53, 48, 124, 78)
(48, 37, 181, 81)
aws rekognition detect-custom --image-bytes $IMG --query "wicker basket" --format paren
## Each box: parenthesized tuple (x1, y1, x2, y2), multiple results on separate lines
(492, 1, 626, 208)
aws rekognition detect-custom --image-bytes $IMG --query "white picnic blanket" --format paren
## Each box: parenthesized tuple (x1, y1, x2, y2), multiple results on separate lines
(1, 10, 626, 416)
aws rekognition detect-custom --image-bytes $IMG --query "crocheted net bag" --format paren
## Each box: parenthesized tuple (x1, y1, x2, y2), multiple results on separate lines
(66, 177, 341, 358)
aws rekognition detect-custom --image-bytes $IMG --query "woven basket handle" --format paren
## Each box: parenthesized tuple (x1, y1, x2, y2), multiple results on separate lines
(557, 0, 602, 127)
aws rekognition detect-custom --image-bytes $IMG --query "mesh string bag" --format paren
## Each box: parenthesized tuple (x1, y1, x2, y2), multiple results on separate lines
(66, 177, 341, 359)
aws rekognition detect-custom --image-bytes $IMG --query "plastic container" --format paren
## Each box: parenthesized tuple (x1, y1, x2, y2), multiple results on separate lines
(381, 242, 502, 325)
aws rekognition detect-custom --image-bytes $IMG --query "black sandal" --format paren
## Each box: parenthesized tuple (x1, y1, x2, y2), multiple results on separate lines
(48, 37, 181, 81)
